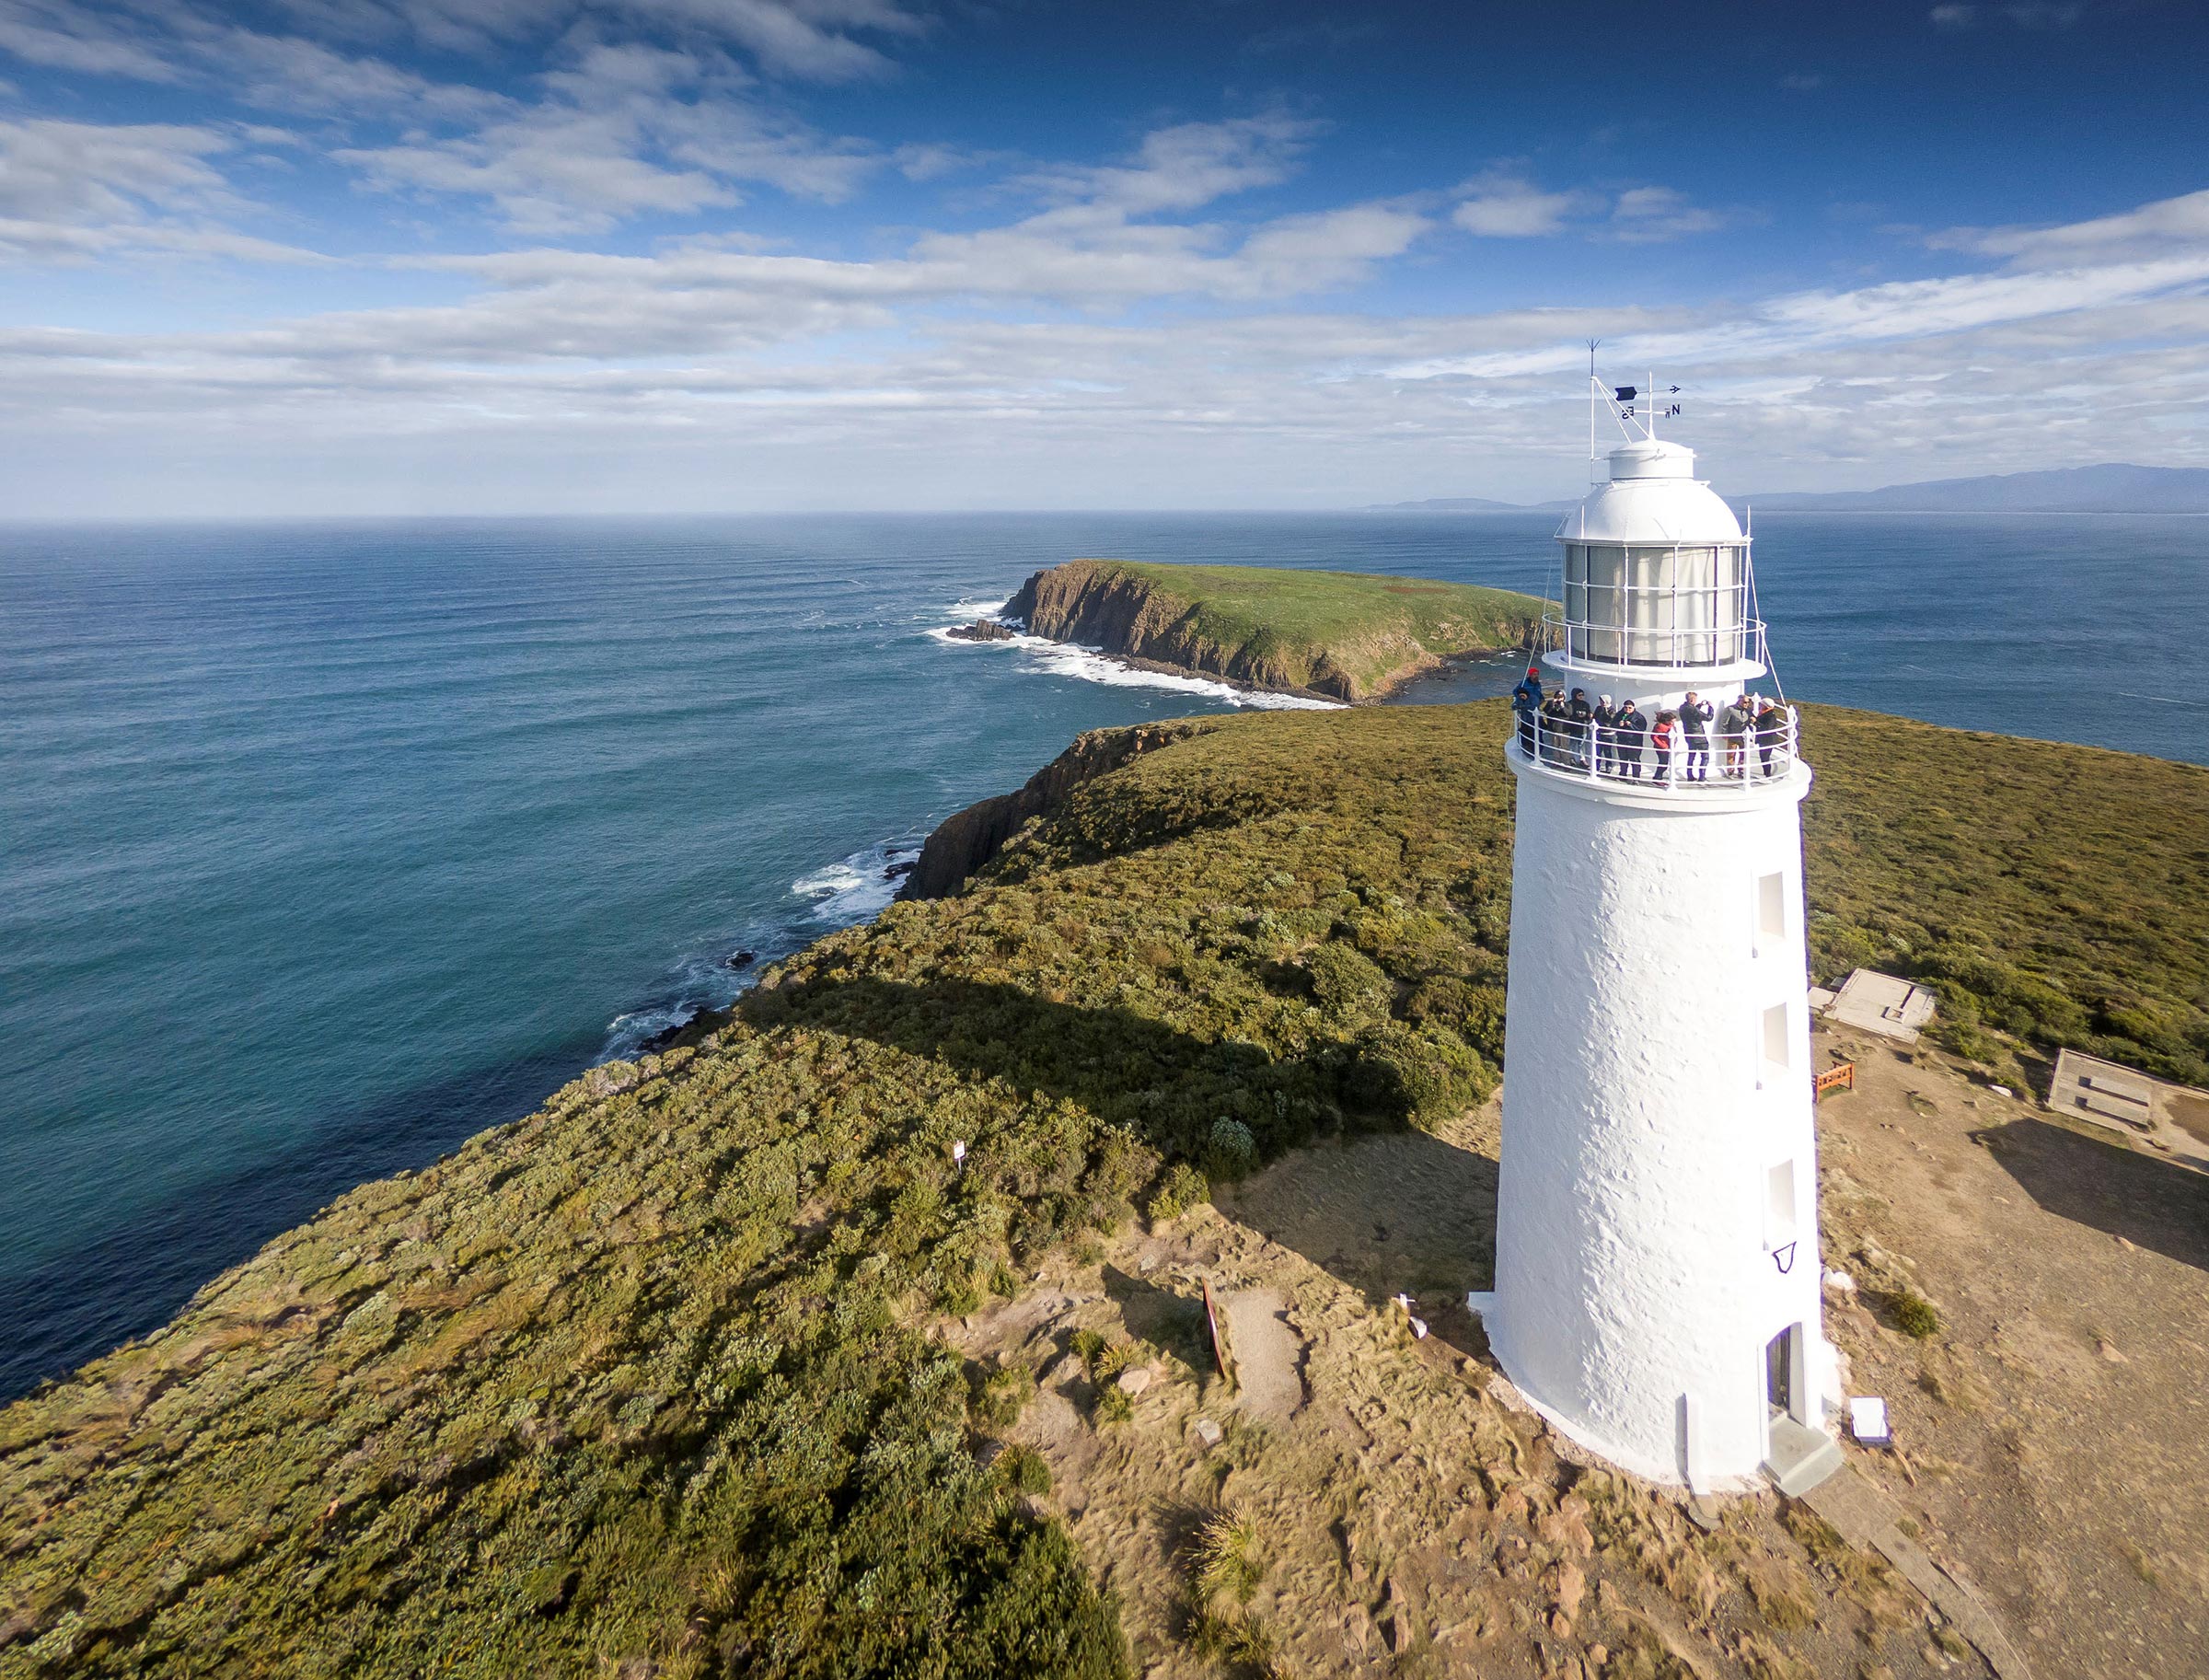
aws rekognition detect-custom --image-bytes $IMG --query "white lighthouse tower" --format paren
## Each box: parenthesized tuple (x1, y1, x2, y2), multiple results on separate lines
(1482, 380, 1841, 1493)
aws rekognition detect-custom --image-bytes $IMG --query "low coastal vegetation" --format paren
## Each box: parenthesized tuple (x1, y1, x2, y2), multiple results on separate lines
(1798, 708, 2209, 1088)
(3, 701, 2203, 1675)
(1008, 558, 1546, 701)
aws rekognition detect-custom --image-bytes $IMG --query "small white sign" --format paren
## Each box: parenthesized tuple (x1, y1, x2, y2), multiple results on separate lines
(1848, 1396, 1891, 1447)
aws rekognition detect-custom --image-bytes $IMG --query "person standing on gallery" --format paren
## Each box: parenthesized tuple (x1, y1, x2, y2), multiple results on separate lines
(1678, 689, 1715, 782)
(1613, 697, 1648, 778)
(1754, 694, 1790, 779)
(1717, 692, 1753, 779)
(1650, 709, 1678, 783)
(1512, 666, 1543, 757)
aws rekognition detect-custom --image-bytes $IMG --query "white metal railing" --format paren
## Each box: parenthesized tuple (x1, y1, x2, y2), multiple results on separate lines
(1510, 707, 1801, 788)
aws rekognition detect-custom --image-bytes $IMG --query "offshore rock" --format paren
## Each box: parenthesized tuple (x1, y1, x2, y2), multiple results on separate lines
(944, 619, 1016, 642)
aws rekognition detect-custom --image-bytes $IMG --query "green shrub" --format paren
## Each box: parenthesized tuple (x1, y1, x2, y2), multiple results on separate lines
(1886, 1289, 1941, 1339)
(1190, 1508, 1267, 1604)
(1206, 1117, 1257, 1177)
(1303, 939, 1392, 1017)
(1344, 1020, 1496, 1130)
(1146, 1162, 1209, 1223)
(974, 1361, 1035, 1431)
(1000, 1444, 1053, 1495)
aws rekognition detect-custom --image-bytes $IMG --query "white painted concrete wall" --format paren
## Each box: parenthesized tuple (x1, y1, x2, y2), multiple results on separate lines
(1489, 758, 1833, 1487)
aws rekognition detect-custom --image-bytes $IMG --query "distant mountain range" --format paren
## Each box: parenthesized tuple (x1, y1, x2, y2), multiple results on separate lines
(1738, 464, 2209, 513)
(1368, 495, 1580, 512)
(1370, 463, 2209, 516)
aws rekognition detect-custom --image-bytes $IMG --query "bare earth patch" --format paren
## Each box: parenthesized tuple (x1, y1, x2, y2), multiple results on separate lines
(1811, 1028, 2209, 1680)
(951, 1042, 2209, 1677)
(949, 1099, 2015, 1679)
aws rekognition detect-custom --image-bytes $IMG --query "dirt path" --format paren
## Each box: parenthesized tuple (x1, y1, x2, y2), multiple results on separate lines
(1221, 1287, 1304, 1421)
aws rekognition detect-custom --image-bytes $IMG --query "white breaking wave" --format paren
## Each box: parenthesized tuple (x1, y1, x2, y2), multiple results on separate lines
(928, 619, 1343, 712)
(792, 836, 922, 924)
(596, 835, 923, 1063)
(942, 595, 1012, 620)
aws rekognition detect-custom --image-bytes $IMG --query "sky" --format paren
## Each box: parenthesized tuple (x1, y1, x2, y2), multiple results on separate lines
(1, 0, 2204, 516)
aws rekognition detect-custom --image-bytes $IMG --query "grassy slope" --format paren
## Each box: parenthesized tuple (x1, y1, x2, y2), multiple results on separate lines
(1087, 560, 1544, 697)
(4, 702, 2204, 1677)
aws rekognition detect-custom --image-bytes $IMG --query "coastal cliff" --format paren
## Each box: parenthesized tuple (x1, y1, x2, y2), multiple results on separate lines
(5, 703, 2207, 1678)
(902, 720, 1209, 898)
(1004, 559, 1545, 701)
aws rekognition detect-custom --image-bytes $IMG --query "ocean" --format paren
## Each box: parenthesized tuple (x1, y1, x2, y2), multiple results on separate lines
(3, 511, 2203, 1398)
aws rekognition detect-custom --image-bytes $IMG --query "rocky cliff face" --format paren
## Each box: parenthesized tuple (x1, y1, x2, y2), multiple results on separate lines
(1005, 560, 1354, 699)
(1003, 559, 1539, 702)
(901, 721, 1205, 899)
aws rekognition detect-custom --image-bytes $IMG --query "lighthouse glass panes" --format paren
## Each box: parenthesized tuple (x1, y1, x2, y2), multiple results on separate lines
(1560, 542, 1750, 666)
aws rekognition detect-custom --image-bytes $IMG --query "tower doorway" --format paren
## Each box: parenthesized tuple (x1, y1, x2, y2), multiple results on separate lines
(1765, 1326, 1796, 1419)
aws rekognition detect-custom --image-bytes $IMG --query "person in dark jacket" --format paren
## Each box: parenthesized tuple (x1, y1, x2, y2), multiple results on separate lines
(1717, 694, 1754, 779)
(1593, 694, 1619, 776)
(1754, 696, 1789, 778)
(1540, 692, 1572, 767)
(1613, 698, 1648, 777)
(1511, 666, 1543, 757)
(1567, 688, 1594, 769)
(1678, 689, 1715, 782)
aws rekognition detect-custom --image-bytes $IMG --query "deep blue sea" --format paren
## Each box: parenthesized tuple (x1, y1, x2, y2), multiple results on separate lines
(4, 512, 2203, 1398)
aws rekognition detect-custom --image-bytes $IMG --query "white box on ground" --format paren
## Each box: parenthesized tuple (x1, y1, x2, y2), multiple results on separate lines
(1848, 1396, 1891, 1447)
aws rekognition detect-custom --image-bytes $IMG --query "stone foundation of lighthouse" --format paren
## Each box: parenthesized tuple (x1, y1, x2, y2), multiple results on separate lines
(1486, 761, 1837, 1489)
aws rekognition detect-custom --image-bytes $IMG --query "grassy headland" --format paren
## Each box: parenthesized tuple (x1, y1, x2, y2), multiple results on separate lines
(1006, 559, 1545, 701)
(3, 702, 2204, 1676)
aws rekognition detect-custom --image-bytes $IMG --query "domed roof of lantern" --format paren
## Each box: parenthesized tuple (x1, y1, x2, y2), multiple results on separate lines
(1556, 437, 1744, 548)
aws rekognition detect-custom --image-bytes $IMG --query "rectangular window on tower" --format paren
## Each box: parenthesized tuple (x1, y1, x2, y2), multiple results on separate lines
(1762, 1003, 1790, 1071)
(1757, 872, 1787, 950)
(1765, 1160, 1798, 1248)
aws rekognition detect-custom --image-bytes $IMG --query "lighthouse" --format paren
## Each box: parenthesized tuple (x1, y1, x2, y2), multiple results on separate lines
(1481, 387, 1841, 1494)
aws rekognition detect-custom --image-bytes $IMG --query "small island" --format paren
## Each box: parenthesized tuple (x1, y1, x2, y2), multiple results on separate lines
(1004, 559, 1546, 702)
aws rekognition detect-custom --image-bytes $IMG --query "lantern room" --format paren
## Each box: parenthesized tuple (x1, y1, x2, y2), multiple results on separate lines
(1552, 437, 1763, 678)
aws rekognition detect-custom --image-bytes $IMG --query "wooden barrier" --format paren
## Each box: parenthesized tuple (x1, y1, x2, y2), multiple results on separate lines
(1815, 1062, 1856, 1101)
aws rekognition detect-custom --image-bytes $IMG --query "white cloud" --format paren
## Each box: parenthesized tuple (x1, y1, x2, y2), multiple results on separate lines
(1929, 5, 1976, 27)
(215, 29, 508, 119)
(1020, 114, 1319, 218)
(0, 0, 187, 80)
(621, 0, 922, 82)
(336, 41, 877, 231)
(2005, 3, 2082, 27)
(0, 118, 334, 263)
(0, 0, 928, 92)
(0, 118, 235, 222)
(1235, 202, 1428, 294)
(1605, 185, 1728, 242)
(1451, 171, 1594, 238)
(0, 1, 933, 236)
(1932, 187, 2209, 265)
